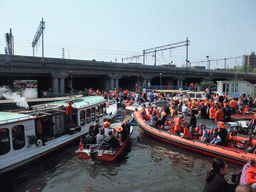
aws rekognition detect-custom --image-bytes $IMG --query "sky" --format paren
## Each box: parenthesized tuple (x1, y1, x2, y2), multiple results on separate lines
(1, 0, 256, 69)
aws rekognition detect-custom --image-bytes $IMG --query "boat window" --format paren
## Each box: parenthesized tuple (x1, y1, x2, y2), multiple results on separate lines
(103, 103, 106, 115)
(189, 93, 195, 98)
(0, 128, 10, 155)
(86, 109, 91, 124)
(12, 125, 25, 150)
(95, 106, 100, 120)
(231, 83, 234, 93)
(196, 94, 202, 99)
(223, 83, 226, 93)
(99, 104, 103, 117)
(91, 107, 95, 122)
(80, 110, 85, 126)
(235, 83, 238, 92)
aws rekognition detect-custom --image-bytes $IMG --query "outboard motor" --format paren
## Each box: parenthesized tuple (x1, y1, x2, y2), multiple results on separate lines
(245, 144, 256, 153)
(89, 146, 98, 161)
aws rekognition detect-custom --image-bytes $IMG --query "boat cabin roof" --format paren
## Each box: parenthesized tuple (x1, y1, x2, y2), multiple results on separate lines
(32, 96, 105, 110)
(0, 112, 34, 125)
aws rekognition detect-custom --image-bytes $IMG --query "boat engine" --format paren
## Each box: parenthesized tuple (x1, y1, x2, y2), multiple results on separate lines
(244, 144, 256, 153)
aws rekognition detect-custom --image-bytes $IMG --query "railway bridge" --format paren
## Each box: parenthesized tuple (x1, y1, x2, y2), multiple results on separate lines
(0, 54, 255, 97)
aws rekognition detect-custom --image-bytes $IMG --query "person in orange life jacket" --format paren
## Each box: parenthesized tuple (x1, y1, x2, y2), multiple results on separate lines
(210, 122, 228, 146)
(215, 105, 224, 122)
(181, 122, 192, 139)
(66, 101, 76, 128)
(115, 126, 126, 144)
(245, 158, 256, 190)
(174, 114, 184, 136)
(148, 106, 154, 115)
(103, 117, 111, 136)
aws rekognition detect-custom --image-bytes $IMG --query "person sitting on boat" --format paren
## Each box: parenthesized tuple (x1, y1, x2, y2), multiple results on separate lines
(181, 103, 189, 116)
(103, 118, 111, 136)
(156, 108, 167, 129)
(93, 120, 100, 136)
(243, 105, 250, 114)
(101, 130, 120, 149)
(245, 158, 256, 190)
(173, 114, 184, 136)
(83, 126, 96, 148)
(148, 106, 154, 115)
(181, 122, 192, 139)
(145, 99, 150, 108)
(189, 110, 197, 136)
(150, 111, 158, 127)
(66, 101, 76, 128)
(123, 118, 137, 133)
(96, 127, 107, 145)
(201, 124, 209, 142)
(210, 122, 228, 146)
(203, 158, 230, 192)
(141, 106, 147, 119)
(115, 126, 127, 144)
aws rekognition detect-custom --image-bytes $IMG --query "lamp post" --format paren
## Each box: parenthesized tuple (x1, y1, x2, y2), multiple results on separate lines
(70, 71, 73, 93)
(160, 73, 162, 89)
(206, 56, 210, 69)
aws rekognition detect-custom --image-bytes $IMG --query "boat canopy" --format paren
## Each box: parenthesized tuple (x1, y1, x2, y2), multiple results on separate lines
(33, 96, 105, 110)
(0, 112, 33, 125)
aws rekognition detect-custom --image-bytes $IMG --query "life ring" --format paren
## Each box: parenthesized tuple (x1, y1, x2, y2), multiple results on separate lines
(37, 139, 43, 147)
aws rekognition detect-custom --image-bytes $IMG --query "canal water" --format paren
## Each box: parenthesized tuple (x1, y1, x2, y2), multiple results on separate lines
(1, 108, 242, 192)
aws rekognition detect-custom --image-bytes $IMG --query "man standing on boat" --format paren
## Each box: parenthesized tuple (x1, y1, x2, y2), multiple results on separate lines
(66, 101, 76, 128)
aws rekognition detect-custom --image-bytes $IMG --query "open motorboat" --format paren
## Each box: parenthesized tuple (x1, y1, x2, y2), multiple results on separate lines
(76, 123, 133, 161)
(134, 111, 256, 165)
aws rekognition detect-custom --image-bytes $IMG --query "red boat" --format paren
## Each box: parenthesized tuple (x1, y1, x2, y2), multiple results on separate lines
(76, 126, 133, 161)
(134, 111, 256, 165)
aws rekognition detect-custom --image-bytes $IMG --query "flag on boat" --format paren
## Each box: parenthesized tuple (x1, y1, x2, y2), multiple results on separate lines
(79, 137, 83, 151)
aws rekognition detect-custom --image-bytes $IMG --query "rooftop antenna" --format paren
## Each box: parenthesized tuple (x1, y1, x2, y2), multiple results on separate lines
(32, 18, 45, 57)
(5, 28, 14, 55)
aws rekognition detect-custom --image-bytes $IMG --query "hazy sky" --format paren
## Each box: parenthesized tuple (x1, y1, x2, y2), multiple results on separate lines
(1, 0, 256, 69)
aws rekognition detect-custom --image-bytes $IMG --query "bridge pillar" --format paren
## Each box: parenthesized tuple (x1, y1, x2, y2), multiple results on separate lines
(142, 75, 154, 89)
(108, 74, 122, 90)
(176, 76, 185, 87)
(51, 72, 68, 94)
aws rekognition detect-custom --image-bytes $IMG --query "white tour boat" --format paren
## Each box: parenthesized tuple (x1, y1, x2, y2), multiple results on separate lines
(0, 96, 117, 174)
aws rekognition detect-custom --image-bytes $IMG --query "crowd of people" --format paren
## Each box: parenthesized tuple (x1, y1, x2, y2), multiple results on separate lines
(81, 117, 136, 150)
(84, 86, 256, 191)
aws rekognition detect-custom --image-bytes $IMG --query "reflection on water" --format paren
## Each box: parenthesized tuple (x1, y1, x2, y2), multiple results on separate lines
(1, 108, 242, 192)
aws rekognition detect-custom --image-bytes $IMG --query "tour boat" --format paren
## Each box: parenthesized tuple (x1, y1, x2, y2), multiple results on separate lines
(134, 111, 256, 165)
(76, 123, 133, 161)
(0, 96, 117, 174)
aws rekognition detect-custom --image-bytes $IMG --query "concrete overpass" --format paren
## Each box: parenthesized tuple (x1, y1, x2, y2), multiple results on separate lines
(0, 54, 255, 96)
